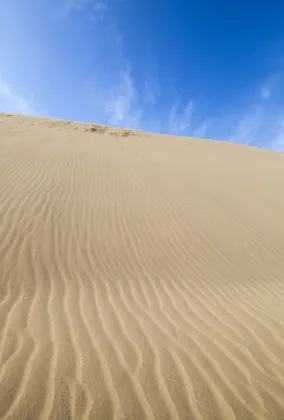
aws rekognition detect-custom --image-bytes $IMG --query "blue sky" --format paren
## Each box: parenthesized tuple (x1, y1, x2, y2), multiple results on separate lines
(1, 0, 284, 151)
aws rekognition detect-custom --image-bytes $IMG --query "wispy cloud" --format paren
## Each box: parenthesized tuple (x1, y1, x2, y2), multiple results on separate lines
(229, 77, 277, 145)
(229, 105, 263, 145)
(61, 0, 108, 20)
(144, 81, 157, 106)
(192, 119, 213, 139)
(0, 77, 33, 115)
(88, 65, 143, 129)
(169, 101, 193, 134)
(62, 2, 212, 136)
(105, 66, 142, 128)
(270, 117, 284, 152)
(165, 101, 212, 138)
(1, 0, 283, 153)
(260, 86, 271, 100)
(272, 135, 284, 152)
(227, 75, 284, 151)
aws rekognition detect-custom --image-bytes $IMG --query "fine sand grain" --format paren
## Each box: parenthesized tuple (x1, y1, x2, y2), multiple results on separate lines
(1, 112, 284, 420)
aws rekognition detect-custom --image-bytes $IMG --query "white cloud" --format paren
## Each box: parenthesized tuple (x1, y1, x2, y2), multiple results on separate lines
(192, 119, 213, 138)
(229, 105, 263, 145)
(62, 0, 108, 20)
(106, 68, 135, 123)
(144, 82, 156, 106)
(227, 80, 284, 152)
(3, 0, 281, 154)
(89, 65, 143, 129)
(269, 117, 284, 152)
(272, 134, 284, 152)
(0, 77, 33, 115)
(260, 86, 271, 100)
(169, 101, 193, 134)
(56, 0, 215, 138)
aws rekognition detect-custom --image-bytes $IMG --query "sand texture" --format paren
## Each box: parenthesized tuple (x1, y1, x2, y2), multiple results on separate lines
(1, 112, 284, 420)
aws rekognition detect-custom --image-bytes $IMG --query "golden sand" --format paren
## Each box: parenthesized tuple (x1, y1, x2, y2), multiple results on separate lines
(1, 112, 284, 419)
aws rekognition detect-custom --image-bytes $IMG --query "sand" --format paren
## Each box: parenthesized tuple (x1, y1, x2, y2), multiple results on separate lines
(1, 112, 284, 420)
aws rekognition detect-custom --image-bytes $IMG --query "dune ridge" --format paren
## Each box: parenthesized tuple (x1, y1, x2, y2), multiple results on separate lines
(1, 112, 284, 419)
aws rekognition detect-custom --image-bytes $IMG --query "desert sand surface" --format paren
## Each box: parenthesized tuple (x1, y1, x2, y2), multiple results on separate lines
(1, 112, 284, 420)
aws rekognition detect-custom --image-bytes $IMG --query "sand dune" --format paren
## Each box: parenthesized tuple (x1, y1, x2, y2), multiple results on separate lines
(1, 112, 284, 420)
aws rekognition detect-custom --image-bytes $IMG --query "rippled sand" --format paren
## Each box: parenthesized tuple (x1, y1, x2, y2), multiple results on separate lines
(1, 112, 284, 420)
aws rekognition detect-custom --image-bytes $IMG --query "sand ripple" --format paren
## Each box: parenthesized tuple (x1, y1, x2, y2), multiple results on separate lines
(1, 113, 284, 419)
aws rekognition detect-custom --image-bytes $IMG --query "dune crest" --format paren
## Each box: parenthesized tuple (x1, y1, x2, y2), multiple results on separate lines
(1, 112, 284, 419)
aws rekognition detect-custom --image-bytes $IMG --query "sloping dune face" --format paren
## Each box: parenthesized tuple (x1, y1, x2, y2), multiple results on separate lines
(1, 112, 284, 420)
